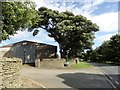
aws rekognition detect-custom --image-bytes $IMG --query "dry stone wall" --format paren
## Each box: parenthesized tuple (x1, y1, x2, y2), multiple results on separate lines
(0, 57, 22, 89)
(35, 58, 66, 68)
(0, 58, 2, 89)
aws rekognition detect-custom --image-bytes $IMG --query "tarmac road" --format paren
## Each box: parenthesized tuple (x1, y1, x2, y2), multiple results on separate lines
(90, 62, 120, 89)
(21, 66, 114, 89)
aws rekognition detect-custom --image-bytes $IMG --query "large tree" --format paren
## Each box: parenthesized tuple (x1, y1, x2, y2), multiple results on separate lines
(30, 7, 99, 58)
(0, 2, 39, 41)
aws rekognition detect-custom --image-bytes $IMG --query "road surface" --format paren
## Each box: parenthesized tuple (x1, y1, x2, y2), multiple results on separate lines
(90, 62, 120, 89)
(21, 66, 114, 89)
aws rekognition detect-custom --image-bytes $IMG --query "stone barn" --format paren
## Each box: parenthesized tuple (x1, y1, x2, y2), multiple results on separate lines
(0, 40, 57, 64)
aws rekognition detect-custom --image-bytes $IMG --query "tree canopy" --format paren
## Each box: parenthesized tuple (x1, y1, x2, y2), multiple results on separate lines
(89, 34, 120, 64)
(30, 7, 99, 58)
(0, 2, 39, 41)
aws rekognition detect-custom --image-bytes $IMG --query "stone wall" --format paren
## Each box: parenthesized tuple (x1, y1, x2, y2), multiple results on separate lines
(35, 58, 66, 68)
(0, 58, 2, 89)
(0, 57, 22, 88)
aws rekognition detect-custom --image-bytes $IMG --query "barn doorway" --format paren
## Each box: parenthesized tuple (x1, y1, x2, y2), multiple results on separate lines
(23, 45, 35, 66)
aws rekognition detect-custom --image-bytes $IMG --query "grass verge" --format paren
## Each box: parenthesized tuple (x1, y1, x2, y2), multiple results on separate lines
(70, 62, 93, 68)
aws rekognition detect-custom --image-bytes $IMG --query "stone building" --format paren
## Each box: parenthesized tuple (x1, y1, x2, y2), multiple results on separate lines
(0, 40, 57, 64)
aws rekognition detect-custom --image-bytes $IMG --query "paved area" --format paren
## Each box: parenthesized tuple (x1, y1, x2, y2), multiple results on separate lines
(21, 66, 114, 89)
(90, 62, 120, 89)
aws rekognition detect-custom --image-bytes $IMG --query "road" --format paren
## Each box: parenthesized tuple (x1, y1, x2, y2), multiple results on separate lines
(21, 66, 114, 89)
(90, 62, 120, 89)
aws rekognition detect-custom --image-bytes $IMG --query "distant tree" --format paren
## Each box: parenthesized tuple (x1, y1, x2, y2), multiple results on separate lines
(96, 41, 111, 62)
(0, 2, 39, 41)
(30, 7, 99, 58)
(108, 34, 120, 63)
(90, 34, 120, 64)
(89, 49, 98, 62)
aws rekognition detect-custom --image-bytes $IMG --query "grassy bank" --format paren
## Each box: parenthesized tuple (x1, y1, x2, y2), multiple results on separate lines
(70, 62, 93, 68)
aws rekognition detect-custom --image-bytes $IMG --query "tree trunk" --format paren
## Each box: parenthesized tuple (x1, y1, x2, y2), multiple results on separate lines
(59, 44, 63, 59)
(59, 43, 66, 58)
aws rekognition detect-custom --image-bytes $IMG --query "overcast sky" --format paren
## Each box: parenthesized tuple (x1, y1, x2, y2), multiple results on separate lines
(0, 0, 118, 53)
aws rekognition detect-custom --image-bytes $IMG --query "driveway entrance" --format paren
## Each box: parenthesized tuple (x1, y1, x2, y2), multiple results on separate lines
(21, 66, 114, 89)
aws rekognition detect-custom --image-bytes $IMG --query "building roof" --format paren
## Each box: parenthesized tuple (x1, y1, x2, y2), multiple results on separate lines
(0, 40, 57, 48)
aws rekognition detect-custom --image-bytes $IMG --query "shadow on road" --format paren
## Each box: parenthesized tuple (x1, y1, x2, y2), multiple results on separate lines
(57, 72, 114, 89)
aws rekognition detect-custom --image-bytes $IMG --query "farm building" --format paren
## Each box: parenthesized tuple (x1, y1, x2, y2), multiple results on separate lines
(0, 40, 57, 64)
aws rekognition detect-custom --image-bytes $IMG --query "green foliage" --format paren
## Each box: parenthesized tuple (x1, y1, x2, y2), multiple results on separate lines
(108, 34, 120, 63)
(30, 7, 99, 58)
(71, 62, 93, 68)
(89, 34, 120, 64)
(0, 2, 39, 41)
